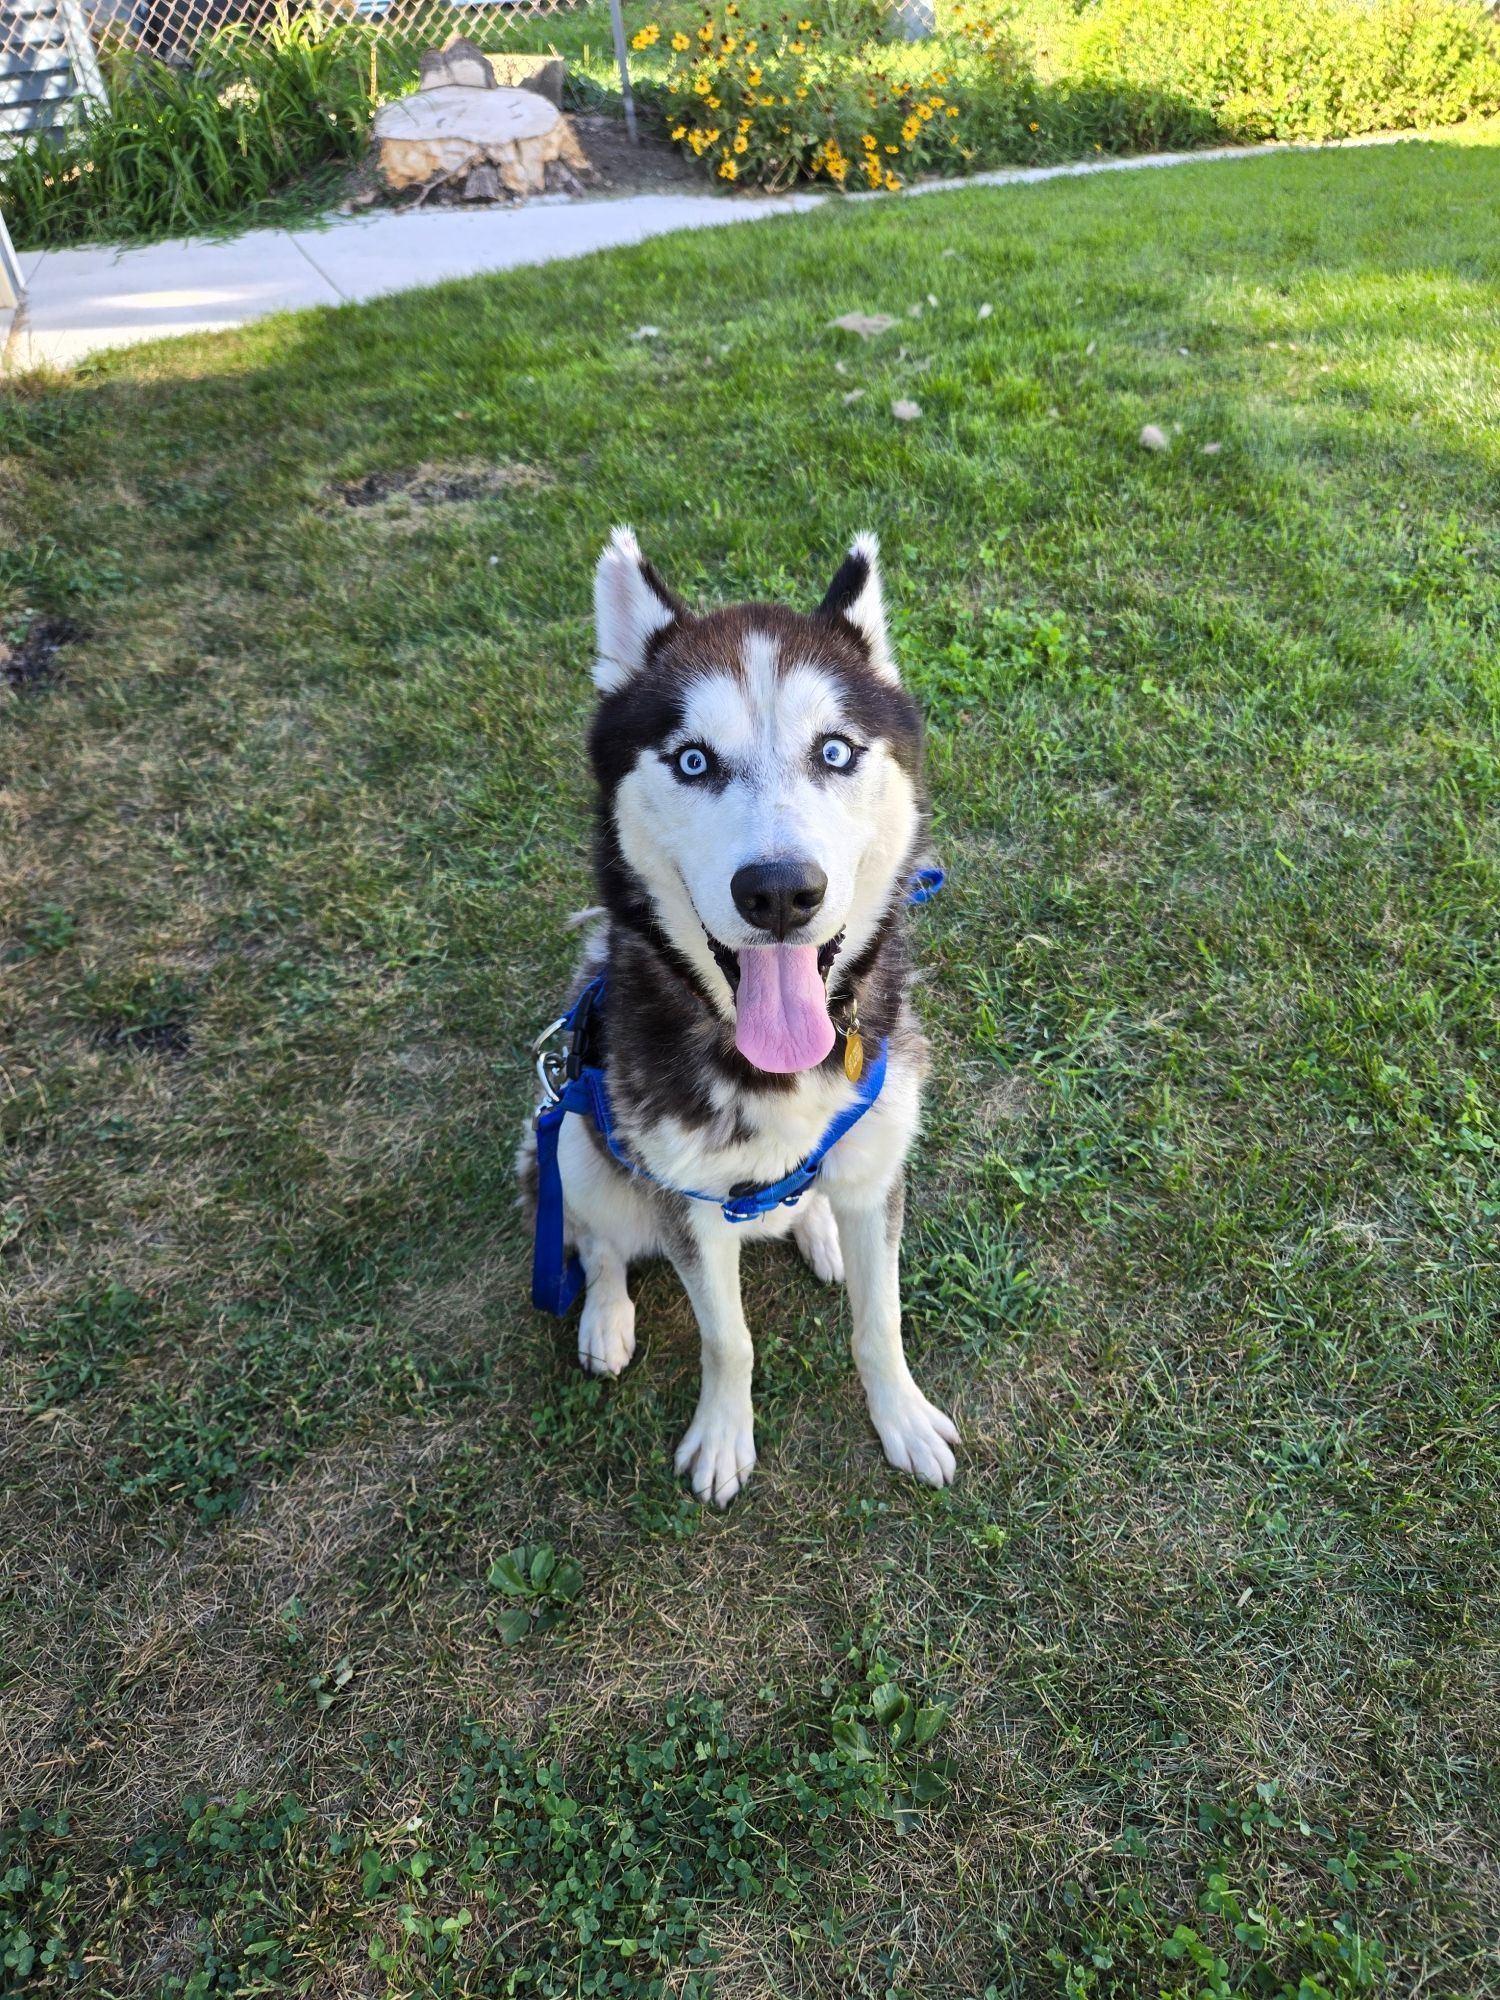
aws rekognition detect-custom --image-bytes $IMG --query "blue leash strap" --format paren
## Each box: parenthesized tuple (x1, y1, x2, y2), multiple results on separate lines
(531, 1092, 586, 1315)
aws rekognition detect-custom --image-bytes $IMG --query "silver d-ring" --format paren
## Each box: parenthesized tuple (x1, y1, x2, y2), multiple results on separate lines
(531, 1014, 569, 1056)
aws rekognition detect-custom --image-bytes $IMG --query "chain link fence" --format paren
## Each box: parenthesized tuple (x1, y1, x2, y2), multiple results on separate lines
(1, 0, 595, 143)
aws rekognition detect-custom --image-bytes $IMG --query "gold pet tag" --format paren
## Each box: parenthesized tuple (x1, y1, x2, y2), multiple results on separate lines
(843, 1028, 865, 1082)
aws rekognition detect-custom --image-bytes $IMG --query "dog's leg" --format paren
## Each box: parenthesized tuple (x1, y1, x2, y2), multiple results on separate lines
(791, 1189, 844, 1285)
(830, 1180, 958, 1487)
(669, 1213, 756, 1507)
(577, 1229, 637, 1378)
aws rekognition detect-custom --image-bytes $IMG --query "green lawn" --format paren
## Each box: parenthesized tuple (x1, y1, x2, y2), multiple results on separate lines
(3, 137, 1499, 1998)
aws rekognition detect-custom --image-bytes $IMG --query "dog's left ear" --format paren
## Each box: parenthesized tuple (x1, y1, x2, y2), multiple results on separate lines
(817, 532, 898, 683)
(594, 525, 685, 692)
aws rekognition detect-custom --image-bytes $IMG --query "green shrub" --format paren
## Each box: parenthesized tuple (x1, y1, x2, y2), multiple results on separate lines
(642, 0, 1500, 193)
(0, 11, 376, 249)
(1063, 0, 1500, 142)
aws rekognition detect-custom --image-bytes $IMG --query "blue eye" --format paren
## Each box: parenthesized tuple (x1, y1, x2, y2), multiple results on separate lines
(677, 745, 710, 778)
(821, 737, 855, 770)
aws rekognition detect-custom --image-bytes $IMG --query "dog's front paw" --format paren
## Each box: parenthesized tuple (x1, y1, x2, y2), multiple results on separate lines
(792, 1194, 845, 1285)
(868, 1380, 959, 1488)
(674, 1394, 756, 1507)
(578, 1290, 636, 1377)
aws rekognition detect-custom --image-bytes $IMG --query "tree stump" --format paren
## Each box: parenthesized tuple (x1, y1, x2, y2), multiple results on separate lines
(373, 86, 588, 197)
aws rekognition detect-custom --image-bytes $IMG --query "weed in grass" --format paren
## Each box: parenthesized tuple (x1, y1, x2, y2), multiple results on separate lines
(486, 1542, 584, 1643)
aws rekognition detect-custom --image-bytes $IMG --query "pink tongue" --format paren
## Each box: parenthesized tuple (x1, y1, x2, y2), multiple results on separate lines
(735, 944, 835, 1073)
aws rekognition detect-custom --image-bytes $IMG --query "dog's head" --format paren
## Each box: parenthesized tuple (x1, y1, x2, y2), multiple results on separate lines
(589, 528, 925, 1075)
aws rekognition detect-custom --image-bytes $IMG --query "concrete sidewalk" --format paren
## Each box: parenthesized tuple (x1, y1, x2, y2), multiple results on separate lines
(3, 189, 828, 372)
(0, 138, 1412, 374)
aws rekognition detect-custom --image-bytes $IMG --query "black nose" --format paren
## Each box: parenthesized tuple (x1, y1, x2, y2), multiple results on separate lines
(730, 859, 827, 940)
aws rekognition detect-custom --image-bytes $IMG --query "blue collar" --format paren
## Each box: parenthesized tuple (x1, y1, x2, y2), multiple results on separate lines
(530, 866, 943, 1316)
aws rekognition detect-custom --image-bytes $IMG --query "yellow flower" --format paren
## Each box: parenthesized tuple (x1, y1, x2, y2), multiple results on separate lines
(861, 132, 876, 149)
(918, 103, 933, 120)
(885, 142, 898, 153)
(901, 117, 919, 141)
(722, 34, 736, 49)
(789, 39, 804, 53)
(671, 124, 687, 139)
(725, 1, 737, 12)
(694, 74, 711, 93)
(1028, 121, 1039, 132)
(738, 114, 751, 129)
(885, 172, 900, 190)
(746, 67, 761, 84)
(945, 104, 959, 116)
(733, 134, 748, 152)
(698, 21, 714, 40)
(720, 157, 738, 177)
(708, 94, 721, 107)
(798, 16, 811, 26)
(761, 93, 774, 104)
(705, 127, 720, 141)
(672, 31, 690, 49)
(795, 85, 808, 97)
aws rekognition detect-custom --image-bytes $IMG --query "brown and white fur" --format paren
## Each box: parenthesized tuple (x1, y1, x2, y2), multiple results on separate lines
(520, 528, 958, 1506)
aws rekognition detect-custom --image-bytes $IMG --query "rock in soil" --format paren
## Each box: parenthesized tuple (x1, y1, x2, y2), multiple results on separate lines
(462, 163, 502, 202)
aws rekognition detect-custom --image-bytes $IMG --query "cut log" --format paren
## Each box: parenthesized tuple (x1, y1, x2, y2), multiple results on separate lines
(486, 53, 566, 107)
(419, 37, 496, 92)
(373, 86, 587, 197)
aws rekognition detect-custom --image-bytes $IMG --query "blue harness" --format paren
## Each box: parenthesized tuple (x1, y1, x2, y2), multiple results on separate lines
(530, 868, 943, 1316)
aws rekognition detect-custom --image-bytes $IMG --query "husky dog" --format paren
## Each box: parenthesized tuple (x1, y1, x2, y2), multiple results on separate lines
(521, 528, 958, 1506)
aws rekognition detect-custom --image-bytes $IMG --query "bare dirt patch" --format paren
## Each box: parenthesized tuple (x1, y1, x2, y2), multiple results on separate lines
(335, 461, 552, 508)
(94, 1016, 193, 1059)
(567, 114, 706, 196)
(1, 616, 80, 690)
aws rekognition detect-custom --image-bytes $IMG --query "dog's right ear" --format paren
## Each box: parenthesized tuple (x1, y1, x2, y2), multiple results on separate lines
(817, 531, 897, 683)
(593, 526, 683, 692)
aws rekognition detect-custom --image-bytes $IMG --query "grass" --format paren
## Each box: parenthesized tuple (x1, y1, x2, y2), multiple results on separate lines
(3, 134, 1500, 1996)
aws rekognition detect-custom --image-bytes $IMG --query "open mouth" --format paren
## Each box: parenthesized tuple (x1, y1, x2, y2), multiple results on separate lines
(705, 927, 845, 1075)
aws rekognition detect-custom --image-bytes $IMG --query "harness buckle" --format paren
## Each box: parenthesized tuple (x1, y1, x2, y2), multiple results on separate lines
(531, 1014, 570, 1112)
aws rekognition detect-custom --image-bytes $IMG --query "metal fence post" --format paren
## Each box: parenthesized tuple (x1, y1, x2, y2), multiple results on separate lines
(893, 0, 935, 38)
(606, 0, 638, 143)
(0, 203, 24, 312)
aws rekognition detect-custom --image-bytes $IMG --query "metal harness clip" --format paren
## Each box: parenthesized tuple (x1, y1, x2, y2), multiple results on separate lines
(531, 1015, 570, 1113)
